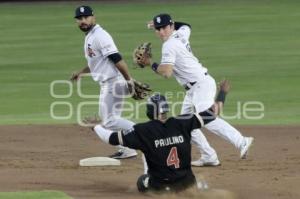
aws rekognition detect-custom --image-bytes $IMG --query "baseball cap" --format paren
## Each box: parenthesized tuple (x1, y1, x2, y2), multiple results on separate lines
(153, 13, 173, 29)
(74, 5, 94, 19)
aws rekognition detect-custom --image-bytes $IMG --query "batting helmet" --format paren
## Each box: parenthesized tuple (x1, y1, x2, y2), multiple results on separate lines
(146, 94, 169, 120)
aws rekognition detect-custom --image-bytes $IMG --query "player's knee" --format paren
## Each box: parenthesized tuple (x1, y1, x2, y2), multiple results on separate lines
(199, 108, 216, 125)
(136, 174, 150, 193)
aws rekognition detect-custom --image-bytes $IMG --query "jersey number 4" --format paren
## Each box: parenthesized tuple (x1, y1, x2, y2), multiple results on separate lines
(167, 147, 180, 168)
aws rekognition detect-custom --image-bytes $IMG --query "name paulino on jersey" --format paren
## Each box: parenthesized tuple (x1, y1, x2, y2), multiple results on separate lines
(154, 135, 184, 148)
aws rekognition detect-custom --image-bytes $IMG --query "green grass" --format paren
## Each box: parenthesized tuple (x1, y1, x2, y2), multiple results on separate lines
(0, 0, 299, 125)
(0, 191, 72, 199)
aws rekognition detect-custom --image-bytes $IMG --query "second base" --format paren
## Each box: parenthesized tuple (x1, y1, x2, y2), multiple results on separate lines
(79, 157, 121, 166)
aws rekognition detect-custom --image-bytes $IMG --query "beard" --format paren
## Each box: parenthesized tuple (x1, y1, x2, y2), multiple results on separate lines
(79, 24, 94, 33)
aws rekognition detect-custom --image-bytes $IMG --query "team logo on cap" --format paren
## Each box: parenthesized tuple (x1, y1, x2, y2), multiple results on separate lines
(156, 17, 161, 24)
(80, 7, 85, 13)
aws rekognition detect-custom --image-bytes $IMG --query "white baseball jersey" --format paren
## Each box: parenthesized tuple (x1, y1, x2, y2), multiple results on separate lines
(84, 24, 121, 82)
(161, 26, 208, 86)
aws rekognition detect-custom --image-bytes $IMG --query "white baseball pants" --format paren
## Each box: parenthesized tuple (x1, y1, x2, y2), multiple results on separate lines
(99, 76, 135, 152)
(181, 74, 245, 160)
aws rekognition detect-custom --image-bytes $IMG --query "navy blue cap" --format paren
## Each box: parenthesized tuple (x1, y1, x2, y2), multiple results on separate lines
(153, 13, 173, 29)
(74, 5, 94, 19)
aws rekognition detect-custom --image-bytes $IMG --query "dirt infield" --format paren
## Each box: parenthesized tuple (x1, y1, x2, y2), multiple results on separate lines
(0, 125, 299, 199)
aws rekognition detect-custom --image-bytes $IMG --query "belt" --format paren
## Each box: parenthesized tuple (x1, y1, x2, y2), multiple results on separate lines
(100, 75, 120, 84)
(184, 73, 207, 90)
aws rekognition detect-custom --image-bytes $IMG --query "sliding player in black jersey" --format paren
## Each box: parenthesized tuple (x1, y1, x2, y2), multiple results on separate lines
(86, 80, 234, 193)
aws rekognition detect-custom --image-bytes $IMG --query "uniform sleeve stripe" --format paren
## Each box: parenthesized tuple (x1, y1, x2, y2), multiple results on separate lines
(194, 113, 204, 127)
(117, 131, 123, 145)
(103, 51, 119, 57)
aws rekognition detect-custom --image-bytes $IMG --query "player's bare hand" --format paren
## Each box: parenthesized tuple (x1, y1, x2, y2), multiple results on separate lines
(82, 115, 102, 129)
(70, 72, 81, 82)
(126, 79, 135, 96)
(147, 20, 154, 29)
(219, 79, 230, 94)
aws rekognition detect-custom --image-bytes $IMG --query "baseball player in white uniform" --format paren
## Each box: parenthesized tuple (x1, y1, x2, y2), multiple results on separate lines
(70, 5, 137, 159)
(148, 13, 254, 166)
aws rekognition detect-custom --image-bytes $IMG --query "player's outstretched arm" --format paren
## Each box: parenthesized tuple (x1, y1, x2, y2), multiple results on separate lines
(132, 42, 173, 78)
(151, 63, 174, 78)
(107, 53, 132, 81)
(83, 117, 116, 144)
(108, 53, 137, 95)
(70, 66, 90, 82)
(83, 117, 141, 150)
(114, 60, 131, 81)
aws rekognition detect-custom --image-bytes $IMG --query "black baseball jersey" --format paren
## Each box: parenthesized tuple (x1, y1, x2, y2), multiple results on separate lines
(119, 114, 202, 183)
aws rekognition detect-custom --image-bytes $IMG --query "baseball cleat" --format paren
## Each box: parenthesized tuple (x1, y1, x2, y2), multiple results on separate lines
(137, 174, 150, 192)
(191, 157, 221, 167)
(240, 137, 254, 159)
(109, 148, 137, 159)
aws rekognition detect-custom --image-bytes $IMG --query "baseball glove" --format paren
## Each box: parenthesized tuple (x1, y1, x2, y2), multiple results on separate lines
(133, 42, 152, 68)
(132, 79, 152, 100)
